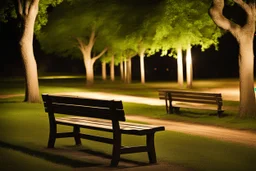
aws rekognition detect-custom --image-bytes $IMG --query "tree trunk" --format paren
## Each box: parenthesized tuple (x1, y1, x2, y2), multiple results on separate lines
(177, 47, 184, 87)
(209, 0, 256, 117)
(120, 59, 124, 80)
(102, 61, 107, 80)
(124, 59, 128, 83)
(139, 48, 146, 84)
(238, 37, 256, 117)
(110, 55, 115, 81)
(77, 29, 108, 85)
(19, 0, 40, 103)
(127, 57, 132, 83)
(186, 44, 193, 88)
(82, 51, 94, 85)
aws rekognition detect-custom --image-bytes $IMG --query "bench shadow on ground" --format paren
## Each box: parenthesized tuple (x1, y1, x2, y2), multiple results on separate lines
(78, 148, 148, 166)
(0, 140, 98, 168)
(0, 140, 148, 169)
(174, 110, 230, 118)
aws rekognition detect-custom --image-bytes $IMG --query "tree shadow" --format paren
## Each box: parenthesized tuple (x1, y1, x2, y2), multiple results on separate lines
(0, 140, 100, 168)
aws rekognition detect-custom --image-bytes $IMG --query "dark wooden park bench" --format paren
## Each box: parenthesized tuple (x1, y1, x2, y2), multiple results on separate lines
(42, 93, 165, 167)
(158, 89, 224, 117)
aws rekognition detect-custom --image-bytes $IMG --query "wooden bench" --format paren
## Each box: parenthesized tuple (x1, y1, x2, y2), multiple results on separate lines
(158, 90, 224, 117)
(42, 93, 165, 167)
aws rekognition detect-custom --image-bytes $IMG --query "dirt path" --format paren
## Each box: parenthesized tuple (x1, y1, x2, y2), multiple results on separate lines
(127, 115, 256, 147)
(1, 92, 256, 148)
(59, 92, 255, 148)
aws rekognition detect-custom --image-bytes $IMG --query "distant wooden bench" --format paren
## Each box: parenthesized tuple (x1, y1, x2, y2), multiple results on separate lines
(42, 94, 165, 167)
(158, 90, 224, 117)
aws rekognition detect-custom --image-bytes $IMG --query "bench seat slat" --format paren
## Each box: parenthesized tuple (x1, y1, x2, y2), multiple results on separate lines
(174, 103, 222, 111)
(172, 98, 220, 104)
(56, 117, 165, 135)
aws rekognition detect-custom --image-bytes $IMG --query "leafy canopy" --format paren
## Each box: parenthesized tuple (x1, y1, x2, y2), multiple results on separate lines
(0, 0, 64, 34)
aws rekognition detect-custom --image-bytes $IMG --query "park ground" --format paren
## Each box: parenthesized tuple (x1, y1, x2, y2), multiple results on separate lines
(1, 78, 256, 171)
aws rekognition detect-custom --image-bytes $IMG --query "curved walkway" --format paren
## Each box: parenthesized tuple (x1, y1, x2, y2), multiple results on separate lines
(57, 92, 256, 148)
(1, 92, 256, 148)
(127, 115, 256, 147)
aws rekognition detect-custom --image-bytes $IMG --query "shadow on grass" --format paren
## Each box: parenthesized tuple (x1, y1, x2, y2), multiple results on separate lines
(0, 141, 100, 168)
(0, 141, 148, 168)
(0, 100, 24, 104)
(78, 148, 148, 166)
(174, 110, 230, 118)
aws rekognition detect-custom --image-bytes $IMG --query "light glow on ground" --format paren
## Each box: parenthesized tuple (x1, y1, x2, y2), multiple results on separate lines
(56, 92, 165, 106)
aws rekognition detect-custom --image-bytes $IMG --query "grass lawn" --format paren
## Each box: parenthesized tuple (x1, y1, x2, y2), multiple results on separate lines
(0, 98, 256, 171)
(2, 77, 254, 131)
(1, 77, 256, 170)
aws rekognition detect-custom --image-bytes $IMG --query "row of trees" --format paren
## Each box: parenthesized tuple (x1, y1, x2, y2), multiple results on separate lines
(38, 0, 221, 86)
(1, 0, 256, 118)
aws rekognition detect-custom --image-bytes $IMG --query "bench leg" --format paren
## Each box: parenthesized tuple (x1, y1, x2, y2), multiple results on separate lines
(73, 126, 82, 145)
(48, 126, 56, 148)
(217, 110, 224, 118)
(165, 98, 169, 114)
(174, 107, 180, 114)
(111, 134, 121, 167)
(146, 133, 157, 164)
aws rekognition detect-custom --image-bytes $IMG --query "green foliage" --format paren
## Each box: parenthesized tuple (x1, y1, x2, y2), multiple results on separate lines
(153, 0, 223, 56)
(38, 0, 123, 58)
(35, 0, 64, 34)
(0, 0, 64, 33)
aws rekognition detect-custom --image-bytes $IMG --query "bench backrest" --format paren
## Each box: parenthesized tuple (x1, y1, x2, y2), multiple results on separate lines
(158, 90, 223, 105)
(42, 94, 126, 121)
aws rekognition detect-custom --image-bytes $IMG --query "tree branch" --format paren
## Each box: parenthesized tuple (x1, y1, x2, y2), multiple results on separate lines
(209, 0, 241, 36)
(234, 0, 251, 12)
(88, 28, 96, 48)
(28, 0, 39, 14)
(76, 38, 86, 52)
(17, 0, 23, 16)
(25, 0, 30, 15)
(92, 47, 108, 63)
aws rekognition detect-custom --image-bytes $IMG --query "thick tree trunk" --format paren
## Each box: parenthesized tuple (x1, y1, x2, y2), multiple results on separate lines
(77, 30, 107, 85)
(110, 55, 115, 81)
(82, 52, 94, 85)
(186, 44, 193, 88)
(238, 38, 256, 117)
(209, 0, 256, 117)
(102, 61, 107, 80)
(177, 47, 184, 87)
(19, 0, 40, 103)
(139, 48, 146, 84)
